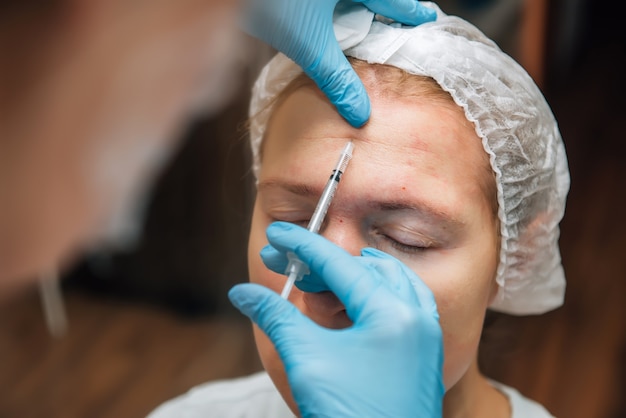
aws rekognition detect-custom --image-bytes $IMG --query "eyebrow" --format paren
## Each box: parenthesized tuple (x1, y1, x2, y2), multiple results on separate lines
(257, 180, 465, 230)
(258, 180, 317, 197)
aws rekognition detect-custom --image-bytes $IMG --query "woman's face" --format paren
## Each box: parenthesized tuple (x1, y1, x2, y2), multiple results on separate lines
(248, 81, 499, 413)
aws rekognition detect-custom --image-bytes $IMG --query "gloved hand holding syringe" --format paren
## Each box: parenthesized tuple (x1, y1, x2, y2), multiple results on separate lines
(280, 141, 354, 299)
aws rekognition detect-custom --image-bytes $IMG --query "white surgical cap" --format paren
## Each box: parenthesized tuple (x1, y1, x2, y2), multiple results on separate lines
(249, 2, 570, 315)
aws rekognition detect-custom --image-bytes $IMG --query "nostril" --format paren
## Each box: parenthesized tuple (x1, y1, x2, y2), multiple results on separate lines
(302, 291, 346, 317)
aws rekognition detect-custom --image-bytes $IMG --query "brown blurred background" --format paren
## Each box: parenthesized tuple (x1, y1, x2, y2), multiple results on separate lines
(1, 0, 625, 417)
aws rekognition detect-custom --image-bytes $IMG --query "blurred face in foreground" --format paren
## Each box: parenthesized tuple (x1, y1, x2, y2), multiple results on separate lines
(247, 63, 503, 415)
(0, 0, 240, 293)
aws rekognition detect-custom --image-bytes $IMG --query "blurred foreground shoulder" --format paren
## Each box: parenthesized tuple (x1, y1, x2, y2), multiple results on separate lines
(147, 371, 294, 418)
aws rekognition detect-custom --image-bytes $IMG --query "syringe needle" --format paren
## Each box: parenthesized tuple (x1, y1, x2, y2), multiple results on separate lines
(281, 273, 297, 299)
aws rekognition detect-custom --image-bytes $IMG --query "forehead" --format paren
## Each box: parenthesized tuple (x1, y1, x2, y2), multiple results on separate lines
(262, 87, 493, 220)
(265, 80, 485, 169)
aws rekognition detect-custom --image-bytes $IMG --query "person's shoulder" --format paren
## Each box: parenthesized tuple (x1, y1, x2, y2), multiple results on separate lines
(147, 371, 294, 418)
(489, 380, 556, 418)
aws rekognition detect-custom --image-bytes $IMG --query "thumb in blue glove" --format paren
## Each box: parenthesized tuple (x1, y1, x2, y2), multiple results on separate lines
(229, 222, 444, 417)
(241, 0, 436, 127)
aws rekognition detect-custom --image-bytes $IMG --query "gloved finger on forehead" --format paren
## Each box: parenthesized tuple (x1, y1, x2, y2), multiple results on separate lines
(301, 19, 371, 127)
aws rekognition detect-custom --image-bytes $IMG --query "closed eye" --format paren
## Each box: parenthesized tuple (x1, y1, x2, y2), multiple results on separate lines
(383, 235, 432, 254)
(372, 225, 436, 256)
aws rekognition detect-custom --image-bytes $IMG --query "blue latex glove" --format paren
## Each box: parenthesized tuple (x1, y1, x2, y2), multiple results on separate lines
(229, 222, 444, 417)
(241, 0, 436, 127)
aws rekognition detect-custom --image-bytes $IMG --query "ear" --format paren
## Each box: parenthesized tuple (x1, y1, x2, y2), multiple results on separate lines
(487, 276, 500, 305)
(487, 214, 503, 306)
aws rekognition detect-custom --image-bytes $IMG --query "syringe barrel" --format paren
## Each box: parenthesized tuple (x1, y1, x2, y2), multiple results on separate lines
(307, 142, 353, 234)
(307, 179, 338, 234)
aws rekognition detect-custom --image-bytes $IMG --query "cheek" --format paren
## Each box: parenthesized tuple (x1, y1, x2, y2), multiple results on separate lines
(247, 204, 299, 413)
(247, 238, 281, 289)
(438, 297, 488, 390)
(413, 246, 497, 389)
(247, 205, 287, 291)
(252, 324, 298, 414)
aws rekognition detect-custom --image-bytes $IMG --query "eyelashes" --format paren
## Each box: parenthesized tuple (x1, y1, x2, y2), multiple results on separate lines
(373, 230, 435, 257)
(384, 235, 432, 254)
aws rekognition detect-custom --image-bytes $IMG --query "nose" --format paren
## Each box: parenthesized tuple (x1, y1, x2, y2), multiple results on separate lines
(319, 216, 364, 256)
(293, 216, 359, 329)
(302, 291, 347, 319)
(297, 288, 352, 329)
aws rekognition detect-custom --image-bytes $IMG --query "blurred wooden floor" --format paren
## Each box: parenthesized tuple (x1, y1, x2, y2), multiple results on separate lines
(0, 289, 261, 418)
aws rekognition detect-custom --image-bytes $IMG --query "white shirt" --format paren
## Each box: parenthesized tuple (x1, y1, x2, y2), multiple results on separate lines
(148, 372, 293, 418)
(489, 380, 556, 418)
(148, 371, 555, 418)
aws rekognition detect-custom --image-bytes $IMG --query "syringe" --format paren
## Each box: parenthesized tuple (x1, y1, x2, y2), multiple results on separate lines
(280, 141, 354, 299)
